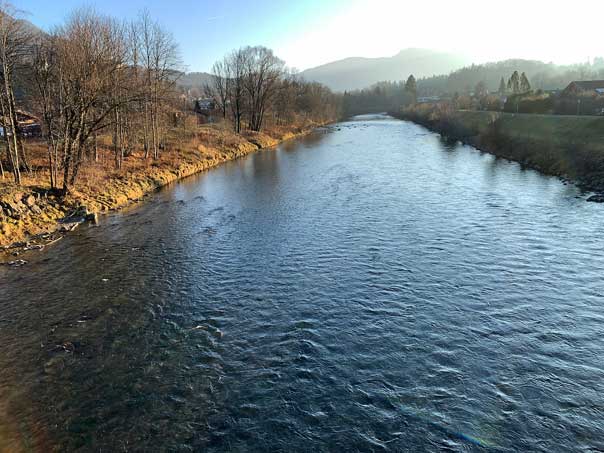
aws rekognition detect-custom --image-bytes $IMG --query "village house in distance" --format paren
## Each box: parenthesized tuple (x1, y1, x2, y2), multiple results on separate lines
(563, 80, 604, 96)
(561, 80, 604, 115)
(0, 111, 41, 138)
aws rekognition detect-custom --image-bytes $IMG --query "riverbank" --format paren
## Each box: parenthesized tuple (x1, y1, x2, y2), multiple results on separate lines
(393, 105, 604, 196)
(0, 122, 322, 255)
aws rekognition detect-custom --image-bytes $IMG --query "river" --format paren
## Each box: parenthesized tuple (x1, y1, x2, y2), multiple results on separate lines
(1, 114, 604, 452)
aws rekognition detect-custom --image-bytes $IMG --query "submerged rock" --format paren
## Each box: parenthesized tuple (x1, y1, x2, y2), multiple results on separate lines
(59, 222, 80, 232)
(85, 212, 99, 224)
(587, 194, 604, 203)
(74, 206, 99, 224)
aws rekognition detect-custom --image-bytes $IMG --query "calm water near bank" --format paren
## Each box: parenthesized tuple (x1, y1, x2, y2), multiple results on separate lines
(1, 114, 604, 452)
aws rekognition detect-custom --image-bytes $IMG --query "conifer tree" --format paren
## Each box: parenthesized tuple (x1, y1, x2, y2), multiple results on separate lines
(520, 72, 531, 93)
(404, 74, 417, 103)
(498, 77, 506, 94)
(507, 71, 520, 94)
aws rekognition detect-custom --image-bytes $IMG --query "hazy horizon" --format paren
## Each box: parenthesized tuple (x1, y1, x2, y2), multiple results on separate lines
(16, 0, 604, 73)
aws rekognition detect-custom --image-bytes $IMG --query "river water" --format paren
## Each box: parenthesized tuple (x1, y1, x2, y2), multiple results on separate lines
(1, 114, 604, 452)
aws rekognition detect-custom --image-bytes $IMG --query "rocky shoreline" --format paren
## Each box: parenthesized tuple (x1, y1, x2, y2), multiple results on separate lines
(0, 125, 322, 263)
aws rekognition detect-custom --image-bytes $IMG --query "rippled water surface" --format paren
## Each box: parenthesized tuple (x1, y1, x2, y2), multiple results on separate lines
(2, 115, 604, 452)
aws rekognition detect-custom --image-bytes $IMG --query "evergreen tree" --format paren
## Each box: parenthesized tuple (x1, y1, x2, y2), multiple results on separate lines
(474, 81, 489, 110)
(520, 72, 531, 93)
(508, 71, 520, 94)
(475, 81, 488, 98)
(404, 74, 417, 103)
(498, 77, 506, 95)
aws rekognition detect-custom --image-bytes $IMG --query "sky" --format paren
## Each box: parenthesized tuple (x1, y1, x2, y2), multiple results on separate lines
(17, 0, 604, 73)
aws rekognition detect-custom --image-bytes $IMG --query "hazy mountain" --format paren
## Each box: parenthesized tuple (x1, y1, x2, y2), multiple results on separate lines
(300, 48, 472, 92)
(177, 72, 213, 92)
(18, 18, 45, 38)
(12, 19, 45, 101)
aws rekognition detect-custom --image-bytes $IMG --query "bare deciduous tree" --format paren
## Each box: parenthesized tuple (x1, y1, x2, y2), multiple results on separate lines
(241, 46, 284, 132)
(31, 35, 60, 188)
(224, 48, 246, 133)
(52, 9, 133, 192)
(137, 10, 180, 159)
(0, 2, 32, 184)
(0, 5, 338, 196)
(205, 60, 228, 119)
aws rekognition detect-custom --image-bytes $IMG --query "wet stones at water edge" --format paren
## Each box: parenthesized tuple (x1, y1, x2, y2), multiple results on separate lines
(1, 201, 100, 265)
(58, 222, 81, 232)
(56, 206, 99, 232)
(1, 258, 27, 267)
(67, 206, 99, 224)
(1, 231, 64, 265)
(1, 190, 98, 232)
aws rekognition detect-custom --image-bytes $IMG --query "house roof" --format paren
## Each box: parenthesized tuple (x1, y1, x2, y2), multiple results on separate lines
(0, 110, 40, 128)
(16, 110, 39, 122)
(570, 80, 604, 91)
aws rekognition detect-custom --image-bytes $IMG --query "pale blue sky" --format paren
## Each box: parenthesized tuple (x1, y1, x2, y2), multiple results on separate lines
(18, 0, 352, 72)
(17, 0, 604, 73)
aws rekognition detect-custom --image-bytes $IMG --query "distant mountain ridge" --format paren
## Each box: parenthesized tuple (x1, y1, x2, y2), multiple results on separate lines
(177, 72, 213, 91)
(169, 52, 604, 97)
(18, 17, 44, 38)
(300, 48, 472, 92)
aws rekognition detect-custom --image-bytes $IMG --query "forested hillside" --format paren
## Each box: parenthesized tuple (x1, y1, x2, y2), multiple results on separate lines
(418, 58, 604, 95)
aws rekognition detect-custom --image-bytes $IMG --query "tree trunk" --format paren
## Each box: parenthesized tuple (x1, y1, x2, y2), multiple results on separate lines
(8, 87, 30, 174)
(151, 105, 158, 159)
(94, 131, 98, 162)
(68, 111, 87, 188)
(43, 113, 56, 188)
(2, 67, 21, 184)
(0, 143, 4, 179)
(62, 138, 72, 194)
(143, 102, 150, 159)
(53, 132, 59, 190)
(47, 141, 54, 188)
(114, 107, 121, 169)
(0, 94, 17, 182)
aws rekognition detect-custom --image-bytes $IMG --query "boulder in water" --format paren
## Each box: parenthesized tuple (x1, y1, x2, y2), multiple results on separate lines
(85, 212, 99, 224)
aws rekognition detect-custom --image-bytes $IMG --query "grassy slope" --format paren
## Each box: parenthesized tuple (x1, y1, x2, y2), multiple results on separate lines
(455, 111, 604, 144)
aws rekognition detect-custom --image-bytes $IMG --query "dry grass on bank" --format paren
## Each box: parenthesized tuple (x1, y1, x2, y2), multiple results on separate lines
(3, 118, 311, 192)
(0, 118, 320, 248)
